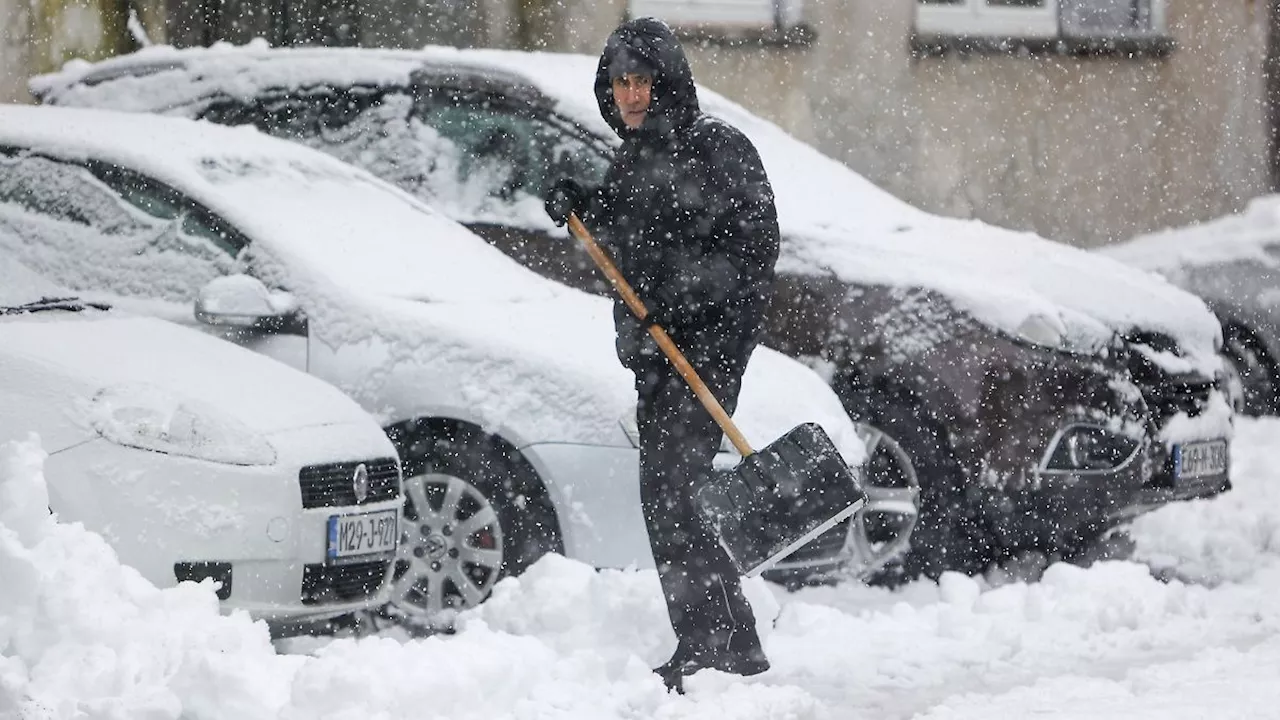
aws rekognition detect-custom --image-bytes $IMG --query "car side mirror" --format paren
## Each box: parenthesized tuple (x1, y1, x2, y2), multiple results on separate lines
(195, 275, 304, 334)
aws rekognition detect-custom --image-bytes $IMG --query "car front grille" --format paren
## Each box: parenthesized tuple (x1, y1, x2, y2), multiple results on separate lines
(1123, 331, 1215, 421)
(1139, 377, 1214, 420)
(298, 458, 401, 509)
(301, 560, 392, 605)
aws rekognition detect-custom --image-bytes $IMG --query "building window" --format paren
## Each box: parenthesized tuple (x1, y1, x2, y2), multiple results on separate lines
(916, 0, 1058, 39)
(627, 0, 812, 44)
(914, 0, 1170, 53)
(1058, 0, 1166, 41)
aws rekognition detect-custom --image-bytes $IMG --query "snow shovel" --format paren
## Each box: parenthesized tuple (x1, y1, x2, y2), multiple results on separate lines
(566, 213, 867, 577)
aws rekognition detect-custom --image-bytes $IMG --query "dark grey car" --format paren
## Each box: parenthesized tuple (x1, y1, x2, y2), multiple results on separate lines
(33, 45, 1235, 582)
(1103, 198, 1280, 418)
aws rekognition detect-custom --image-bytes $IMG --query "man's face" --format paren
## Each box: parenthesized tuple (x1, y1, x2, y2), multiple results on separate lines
(612, 72, 653, 130)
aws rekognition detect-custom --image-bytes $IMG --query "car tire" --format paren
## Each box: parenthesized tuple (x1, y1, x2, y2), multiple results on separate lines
(378, 424, 563, 632)
(1221, 324, 1279, 416)
(848, 384, 998, 583)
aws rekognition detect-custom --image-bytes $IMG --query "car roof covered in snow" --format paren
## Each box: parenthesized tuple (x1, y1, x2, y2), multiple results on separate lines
(0, 102, 560, 306)
(1101, 195, 1280, 273)
(32, 43, 1223, 367)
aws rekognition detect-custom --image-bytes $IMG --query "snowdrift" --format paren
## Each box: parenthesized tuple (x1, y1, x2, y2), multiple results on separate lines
(6, 419, 1280, 718)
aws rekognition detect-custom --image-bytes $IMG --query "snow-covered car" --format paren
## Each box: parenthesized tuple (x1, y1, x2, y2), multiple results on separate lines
(1100, 198, 1280, 418)
(29, 43, 1236, 579)
(0, 253, 402, 633)
(0, 104, 876, 626)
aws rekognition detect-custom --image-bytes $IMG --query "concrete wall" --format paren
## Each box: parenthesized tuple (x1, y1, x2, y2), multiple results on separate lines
(0, 0, 32, 103)
(4, 0, 1266, 246)
(633, 0, 1269, 247)
(1, 0, 166, 104)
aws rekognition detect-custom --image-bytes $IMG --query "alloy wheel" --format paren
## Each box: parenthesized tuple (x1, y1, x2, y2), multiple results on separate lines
(846, 423, 921, 578)
(390, 472, 505, 626)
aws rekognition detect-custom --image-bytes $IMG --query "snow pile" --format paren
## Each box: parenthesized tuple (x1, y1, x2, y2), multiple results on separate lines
(1131, 418, 1280, 584)
(915, 636, 1280, 720)
(466, 553, 779, 659)
(0, 436, 798, 719)
(772, 560, 1280, 716)
(8, 422, 1280, 717)
(281, 560, 797, 720)
(0, 437, 295, 720)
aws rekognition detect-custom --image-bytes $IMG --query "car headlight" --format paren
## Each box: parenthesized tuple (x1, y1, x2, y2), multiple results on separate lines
(1042, 424, 1140, 473)
(90, 385, 277, 466)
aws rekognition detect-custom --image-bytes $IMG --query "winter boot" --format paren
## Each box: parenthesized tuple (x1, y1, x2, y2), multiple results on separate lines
(653, 642, 695, 693)
(704, 626, 770, 676)
(653, 630, 770, 693)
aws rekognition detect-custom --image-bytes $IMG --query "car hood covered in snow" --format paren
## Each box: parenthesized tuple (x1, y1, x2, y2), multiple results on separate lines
(31, 43, 1224, 374)
(0, 312, 376, 439)
(0, 253, 371, 439)
(0, 105, 863, 459)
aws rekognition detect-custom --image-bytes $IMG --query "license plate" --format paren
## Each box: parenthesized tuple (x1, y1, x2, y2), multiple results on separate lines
(1174, 440, 1228, 481)
(327, 509, 398, 564)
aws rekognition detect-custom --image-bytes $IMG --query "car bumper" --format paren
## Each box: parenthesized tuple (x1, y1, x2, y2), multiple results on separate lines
(981, 417, 1231, 555)
(44, 421, 401, 625)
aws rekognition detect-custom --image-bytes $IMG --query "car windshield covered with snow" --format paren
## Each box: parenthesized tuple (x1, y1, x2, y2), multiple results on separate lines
(0, 103, 886, 627)
(31, 44, 1235, 581)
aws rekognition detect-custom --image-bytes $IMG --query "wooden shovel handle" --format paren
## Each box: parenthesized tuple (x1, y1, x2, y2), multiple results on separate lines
(567, 213, 755, 456)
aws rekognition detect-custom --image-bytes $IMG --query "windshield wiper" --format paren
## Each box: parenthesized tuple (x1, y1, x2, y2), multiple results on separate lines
(0, 296, 112, 316)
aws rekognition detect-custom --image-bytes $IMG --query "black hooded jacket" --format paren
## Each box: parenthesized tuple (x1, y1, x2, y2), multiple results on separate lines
(586, 18, 781, 374)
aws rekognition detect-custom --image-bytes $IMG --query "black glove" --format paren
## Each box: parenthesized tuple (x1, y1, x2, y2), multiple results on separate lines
(641, 282, 684, 329)
(544, 177, 587, 228)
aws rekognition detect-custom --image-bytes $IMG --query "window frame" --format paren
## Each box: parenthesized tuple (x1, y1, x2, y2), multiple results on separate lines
(912, 0, 1172, 56)
(625, 0, 814, 45)
(915, 0, 1059, 40)
(81, 159, 251, 260)
(0, 146, 151, 229)
(414, 86, 614, 201)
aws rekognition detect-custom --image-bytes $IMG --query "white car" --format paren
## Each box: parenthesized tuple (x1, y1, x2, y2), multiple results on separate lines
(0, 104, 872, 627)
(0, 254, 403, 633)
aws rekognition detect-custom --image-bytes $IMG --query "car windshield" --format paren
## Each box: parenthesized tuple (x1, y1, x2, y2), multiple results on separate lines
(193, 154, 560, 304)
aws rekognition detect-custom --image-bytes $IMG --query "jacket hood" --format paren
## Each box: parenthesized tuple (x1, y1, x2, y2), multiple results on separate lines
(594, 18, 700, 140)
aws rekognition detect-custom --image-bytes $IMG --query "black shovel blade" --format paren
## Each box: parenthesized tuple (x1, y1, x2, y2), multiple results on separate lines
(693, 422, 867, 577)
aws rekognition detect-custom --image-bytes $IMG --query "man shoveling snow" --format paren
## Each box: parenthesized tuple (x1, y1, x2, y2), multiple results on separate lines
(544, 16, 782, 692)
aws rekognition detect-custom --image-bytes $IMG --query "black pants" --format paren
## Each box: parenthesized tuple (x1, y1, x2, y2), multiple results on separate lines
(634, 354, 761, 655)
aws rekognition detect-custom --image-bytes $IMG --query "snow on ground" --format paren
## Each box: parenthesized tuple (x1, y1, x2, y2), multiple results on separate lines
(5, 420, 1280, 719)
